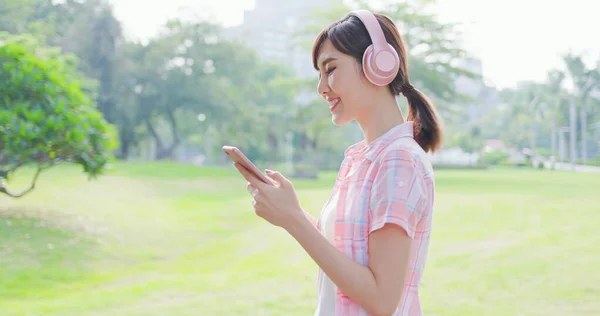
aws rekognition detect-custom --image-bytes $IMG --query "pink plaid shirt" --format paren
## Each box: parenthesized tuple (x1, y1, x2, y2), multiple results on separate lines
(316, 121, 435, 315)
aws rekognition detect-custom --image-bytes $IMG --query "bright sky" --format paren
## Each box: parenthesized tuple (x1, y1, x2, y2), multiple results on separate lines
(110, 0, 598, 89)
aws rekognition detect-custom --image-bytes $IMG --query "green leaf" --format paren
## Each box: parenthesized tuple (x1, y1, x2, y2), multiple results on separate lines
(0, 40, 116, 197)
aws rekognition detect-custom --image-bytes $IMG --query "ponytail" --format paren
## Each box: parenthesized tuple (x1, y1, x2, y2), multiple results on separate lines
(400, 83, 443, 153)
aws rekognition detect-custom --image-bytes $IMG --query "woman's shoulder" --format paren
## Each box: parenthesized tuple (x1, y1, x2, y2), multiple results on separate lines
(372, 137, 434, 176)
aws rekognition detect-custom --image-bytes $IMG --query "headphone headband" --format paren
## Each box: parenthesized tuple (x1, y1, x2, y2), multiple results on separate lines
(349, 10, 387, 52)
(347, 9, 400, 86)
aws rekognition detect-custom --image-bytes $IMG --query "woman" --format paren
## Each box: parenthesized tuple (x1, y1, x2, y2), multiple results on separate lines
(235, 9, 442, 316)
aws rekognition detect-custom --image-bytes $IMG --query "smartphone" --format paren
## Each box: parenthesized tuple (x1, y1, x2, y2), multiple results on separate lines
(222, 145, 274, 185)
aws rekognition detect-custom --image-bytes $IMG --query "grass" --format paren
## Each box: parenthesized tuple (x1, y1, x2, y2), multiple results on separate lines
(0, 162, 599, 315)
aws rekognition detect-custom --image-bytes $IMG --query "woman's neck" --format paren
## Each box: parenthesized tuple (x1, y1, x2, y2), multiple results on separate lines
(357, 94, 405, 144)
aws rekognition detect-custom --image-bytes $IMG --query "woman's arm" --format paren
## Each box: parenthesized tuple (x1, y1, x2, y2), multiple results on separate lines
(234, 163, 414, 315)
(303, 208, 318, 228)
(286, 218, 411, 316)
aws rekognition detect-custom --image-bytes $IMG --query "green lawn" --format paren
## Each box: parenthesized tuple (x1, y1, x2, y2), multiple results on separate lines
(0, 163, 599, 315)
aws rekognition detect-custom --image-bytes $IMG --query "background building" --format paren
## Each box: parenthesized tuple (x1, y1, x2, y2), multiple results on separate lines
(225, 0, 343, 81)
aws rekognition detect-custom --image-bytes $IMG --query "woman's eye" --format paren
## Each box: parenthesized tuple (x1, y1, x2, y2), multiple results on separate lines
(325, 67, 336, 75)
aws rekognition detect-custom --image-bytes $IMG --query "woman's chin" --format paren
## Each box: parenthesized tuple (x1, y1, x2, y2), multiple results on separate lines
(331, 114, 350, 126)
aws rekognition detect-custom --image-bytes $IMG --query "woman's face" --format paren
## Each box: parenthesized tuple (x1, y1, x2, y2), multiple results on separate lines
(316, 39, 374, 126)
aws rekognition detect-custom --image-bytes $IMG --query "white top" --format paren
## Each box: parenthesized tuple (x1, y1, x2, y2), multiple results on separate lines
(314, 191, 339, 316)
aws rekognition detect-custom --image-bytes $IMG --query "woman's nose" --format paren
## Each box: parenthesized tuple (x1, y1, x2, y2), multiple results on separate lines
(317, 77, 330, 97)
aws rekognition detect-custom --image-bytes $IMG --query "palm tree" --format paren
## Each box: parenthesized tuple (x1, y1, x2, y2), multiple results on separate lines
(544, 70, 568, 168)
(562, 52, 599, 165)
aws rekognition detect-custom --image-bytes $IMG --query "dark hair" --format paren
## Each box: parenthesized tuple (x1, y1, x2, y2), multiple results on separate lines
(311, 12, 443, 153)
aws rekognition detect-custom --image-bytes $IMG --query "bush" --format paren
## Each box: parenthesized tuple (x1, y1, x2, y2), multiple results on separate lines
(0, 42, 117, 197)
(480, 151, 509, 166)
(292, 164, 319, 179)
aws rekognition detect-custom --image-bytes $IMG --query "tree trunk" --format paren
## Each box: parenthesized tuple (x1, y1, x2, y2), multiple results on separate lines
(580, 101, 587, 165)
(155, 149, 173, 160)
(267, 131, 279, 163)
(159, 108, 181, 160)
(145, 120, 166, 160)
(299, 133, 308, 164)
(310, 137, 318, 169)
(156, 141, 180, 160)
(529, 125, 536, 153)
(569, 99, 577, 170)
(119, 133, 131, 159)
(559, 128, 565, 163)
(551, 119, 557, 169)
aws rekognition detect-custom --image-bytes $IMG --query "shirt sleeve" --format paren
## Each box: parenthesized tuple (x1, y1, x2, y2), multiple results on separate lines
(368, 149, 426, 239)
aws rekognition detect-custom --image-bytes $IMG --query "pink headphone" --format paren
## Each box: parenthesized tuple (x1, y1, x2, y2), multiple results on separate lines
(349, 10, 400, 86)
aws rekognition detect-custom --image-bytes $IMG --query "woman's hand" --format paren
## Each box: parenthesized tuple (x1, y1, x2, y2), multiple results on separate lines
(234, 163, 305, 231)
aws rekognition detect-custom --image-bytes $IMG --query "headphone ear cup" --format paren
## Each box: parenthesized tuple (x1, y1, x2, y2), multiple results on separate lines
(385, 44, 400, 71)
(381, 43, 400, 79)
(362, 44, 399, 86)
(362, 44, 375, 82)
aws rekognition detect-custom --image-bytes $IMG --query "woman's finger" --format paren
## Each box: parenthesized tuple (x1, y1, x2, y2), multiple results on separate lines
(247, 183, 259, 197)
(235, 163, 265, 191)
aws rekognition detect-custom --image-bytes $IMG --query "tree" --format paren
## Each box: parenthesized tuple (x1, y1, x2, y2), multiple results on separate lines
(493, 77, 572, 161)
(562, 52, 600, 165)
(0, 41, 117, 198)
(40, 0, 126, 157)
(0, 0, 37, 34)
(0, 0, 132, 157)
(117, 18, 300, 161)
(120, 19, 239, 160)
